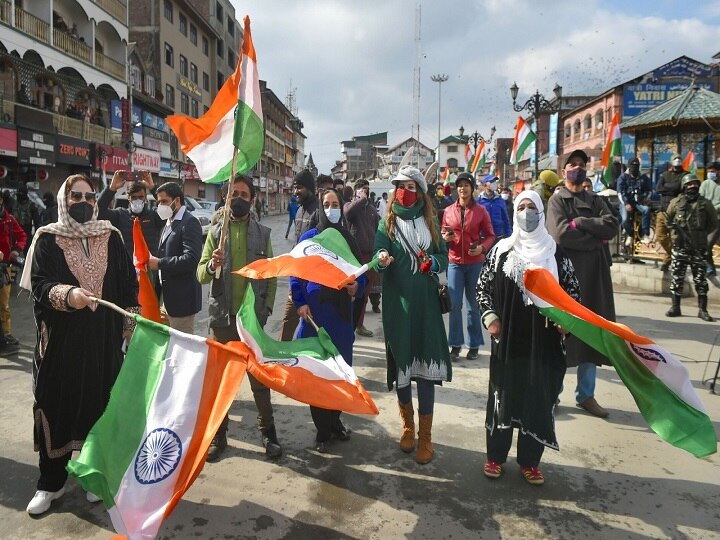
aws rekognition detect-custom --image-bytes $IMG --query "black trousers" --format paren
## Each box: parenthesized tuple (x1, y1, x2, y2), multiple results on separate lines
(37, 428, 71, 492)
(310, 406, 342, 443)
(211, 325, 275, 436)
(486, 427, 545, 468)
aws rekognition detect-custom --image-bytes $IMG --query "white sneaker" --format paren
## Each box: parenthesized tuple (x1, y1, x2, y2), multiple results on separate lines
(641, 235, 652, 245)
(86, 491, 101, 503)
(26, 486, 65, 515)
(624, 236, 634, 247)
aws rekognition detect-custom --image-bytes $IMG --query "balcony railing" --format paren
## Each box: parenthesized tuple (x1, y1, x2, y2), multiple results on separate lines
(0, 98, 122, 146)
(53, 29, 91, 63)
(15, 5, 49, 43)
(95, 51, 125, 81)
(92, 0, 127, 23)
(1, 3, 125, 82)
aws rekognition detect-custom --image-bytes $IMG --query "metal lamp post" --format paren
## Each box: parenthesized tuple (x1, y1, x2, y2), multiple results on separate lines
(467, 126, 496, 154)
(510, 82, 562, 180)
(431, 74, 448, 182)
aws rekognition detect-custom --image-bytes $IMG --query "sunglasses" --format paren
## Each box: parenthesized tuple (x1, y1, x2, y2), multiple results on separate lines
(69, 190, 97, 202)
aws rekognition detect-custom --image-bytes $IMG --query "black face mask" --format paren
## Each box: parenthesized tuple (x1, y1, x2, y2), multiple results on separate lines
(17, 193, 28, 203)
(230, 197, 251, 218)
(685, 187, 699, 201)
(68, 201, 94, 224)
(629, 165, 640, 176)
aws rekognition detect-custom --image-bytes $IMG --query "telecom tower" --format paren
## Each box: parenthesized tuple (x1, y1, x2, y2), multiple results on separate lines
(412, 2, 421, 167)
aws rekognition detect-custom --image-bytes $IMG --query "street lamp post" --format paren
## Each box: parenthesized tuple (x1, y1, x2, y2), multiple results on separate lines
(510, 82, 562, 181)
(466, 126, 496, 175)
(431, 74, 448, 182)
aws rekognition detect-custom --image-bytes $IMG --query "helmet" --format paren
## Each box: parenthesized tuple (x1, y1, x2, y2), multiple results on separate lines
(681, 173, 700, 189)
(539, 169, 560, 187)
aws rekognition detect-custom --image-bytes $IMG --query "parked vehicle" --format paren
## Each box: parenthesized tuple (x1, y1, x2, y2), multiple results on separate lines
(185, 196, 214, 236)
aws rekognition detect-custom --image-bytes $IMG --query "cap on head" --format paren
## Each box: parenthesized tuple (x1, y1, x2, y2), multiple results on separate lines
(392, 165, 428, 193)
(682, 173, 700, 189)
(629, 157, 640, 166)
(292, 170, 316, 192)
(564, 149, 588, 168)
(482, 174, 499, 186)
(671, 156, 682, 167)
(539, 169, 560, 187)
(455, 171, 475, 190)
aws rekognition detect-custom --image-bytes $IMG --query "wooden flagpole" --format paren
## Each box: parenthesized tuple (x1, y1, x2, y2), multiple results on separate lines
(215, 146, 239, 278)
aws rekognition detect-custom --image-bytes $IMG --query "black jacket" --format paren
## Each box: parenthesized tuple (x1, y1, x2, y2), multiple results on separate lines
(156, 210, 203, 317)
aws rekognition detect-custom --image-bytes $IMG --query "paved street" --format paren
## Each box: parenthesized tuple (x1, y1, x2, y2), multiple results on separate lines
(1, 211, 719, 540)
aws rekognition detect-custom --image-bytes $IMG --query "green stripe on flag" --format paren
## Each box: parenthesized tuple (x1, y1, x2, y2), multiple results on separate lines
(240, 286, 340, 360)
(67, 318, 171, 505)
(232, 101, 264, 177)
(539, 306, 716, 457)
(309, 228, 363, 267)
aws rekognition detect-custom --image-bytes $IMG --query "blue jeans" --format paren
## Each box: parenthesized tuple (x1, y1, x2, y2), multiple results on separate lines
(575, 362, 596, 404)
(619, 202, 651, 238)
(447, 262, 484, 349)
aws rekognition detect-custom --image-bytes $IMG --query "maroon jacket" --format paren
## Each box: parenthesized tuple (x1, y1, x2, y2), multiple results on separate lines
(0, 210, 27, 262)
(441, 199, 495, 265)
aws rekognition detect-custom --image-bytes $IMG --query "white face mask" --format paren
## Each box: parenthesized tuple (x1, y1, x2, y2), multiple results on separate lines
(324, 208, 341, 223)
(501, 193, 510, 201)
(488, 182, 497, 192)
(129, 199, 145, 214)
(156, 203, 174, 220)
(709, 172, 718, 182)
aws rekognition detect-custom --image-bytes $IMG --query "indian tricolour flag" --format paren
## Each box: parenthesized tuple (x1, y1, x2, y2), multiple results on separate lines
(236, 227, 378, 290)
(67, 317, 252, 539)
(601, 111, 622, 185)
(133, 218, 161, 323)
(468, 140, 486, 174)
(524, 267, 717, 458)
(237, 287, 378, 415)
(166, 16, 263, 183)
(510, 116, 536, 166)
(683, 149, 697, 174)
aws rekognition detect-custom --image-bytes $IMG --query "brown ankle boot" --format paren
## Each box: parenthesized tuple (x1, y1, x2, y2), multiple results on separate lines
(415, 414, 433, 464)
(398, 401, 415, 453)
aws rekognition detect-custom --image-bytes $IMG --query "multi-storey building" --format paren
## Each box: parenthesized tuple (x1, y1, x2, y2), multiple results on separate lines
(379, 137, 434, 179)
(0, 0, 129, 193)
(337, 132, 388, 181)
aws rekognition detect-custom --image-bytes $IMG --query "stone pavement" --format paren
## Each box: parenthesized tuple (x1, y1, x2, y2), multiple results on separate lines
(0, 212, 718, 539)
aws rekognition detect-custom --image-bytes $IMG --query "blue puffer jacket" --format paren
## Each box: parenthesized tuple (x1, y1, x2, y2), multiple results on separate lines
(477, 193, 511, 239)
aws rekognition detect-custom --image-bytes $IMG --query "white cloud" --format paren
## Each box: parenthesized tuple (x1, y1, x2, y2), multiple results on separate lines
(232, 0, 720, 172)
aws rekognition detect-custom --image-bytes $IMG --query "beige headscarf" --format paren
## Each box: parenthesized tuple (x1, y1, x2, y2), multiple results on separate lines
(20, 176, 120, 291)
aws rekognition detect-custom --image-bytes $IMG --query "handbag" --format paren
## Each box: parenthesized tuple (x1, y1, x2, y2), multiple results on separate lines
(394, 225, 452, 314)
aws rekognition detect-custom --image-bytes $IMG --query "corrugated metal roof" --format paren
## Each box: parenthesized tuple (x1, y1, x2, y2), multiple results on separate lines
(620, 86, 720, 131)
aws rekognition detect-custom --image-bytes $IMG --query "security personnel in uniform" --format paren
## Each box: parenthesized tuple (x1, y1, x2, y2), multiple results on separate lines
(665, 174, 718, 321)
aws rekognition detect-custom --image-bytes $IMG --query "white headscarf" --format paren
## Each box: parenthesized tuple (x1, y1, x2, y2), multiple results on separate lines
(20, 176, 120, 291)
(492, 189, 558, 280)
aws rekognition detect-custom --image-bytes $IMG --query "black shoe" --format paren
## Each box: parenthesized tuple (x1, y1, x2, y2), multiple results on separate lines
(206, 433, 227, 462)
(466, 348, 479, 360)
(665, 307, 681, 317)
(332, 421, 352, 441)
(450, 347, 461, 359)
(698, 310, 714, 322)
(315, 440, 329, 453)
(261, 426, 282, 459)
(372, 305, 381, 313)
(4, 334, 19, 346)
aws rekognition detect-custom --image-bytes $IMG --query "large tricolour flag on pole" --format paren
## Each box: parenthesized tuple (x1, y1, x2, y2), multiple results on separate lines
(166, 16, 263, 183)
(133, 218, 161, 323)
(67, 318, 251, 539)
(510, 116, 536, 166)
(237, 227, 378, 290)
(237, 287, 378, 415)
(601, 111, 622, 185)
(524, 267, 717, 458)
(468, 140, 486, 174)
(683, 150, 697, 174)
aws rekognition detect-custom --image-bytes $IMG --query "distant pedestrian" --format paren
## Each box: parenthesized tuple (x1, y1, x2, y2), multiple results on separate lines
(40, 193, 58, 225)
(532, 170, 561, 213)
(478, 189, 580, 485)
(699, 161, 720, 276)
(478, 175, 511, 241)
(656, 156, 686, 271)
(0, 196, 27, 351)
(286, 194, 299, 239)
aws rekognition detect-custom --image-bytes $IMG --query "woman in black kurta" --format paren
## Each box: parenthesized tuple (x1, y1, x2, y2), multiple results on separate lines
(21, 175, 139, 515)
(477, 190, 579, 485)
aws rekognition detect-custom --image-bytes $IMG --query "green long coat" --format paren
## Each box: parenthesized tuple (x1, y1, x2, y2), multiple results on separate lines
(374, 201, 451, 390)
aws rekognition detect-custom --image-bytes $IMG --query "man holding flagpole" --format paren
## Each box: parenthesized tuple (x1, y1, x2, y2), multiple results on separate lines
(197, 175, 281, 461)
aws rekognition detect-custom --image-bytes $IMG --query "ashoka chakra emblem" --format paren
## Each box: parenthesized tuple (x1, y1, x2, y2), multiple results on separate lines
(134, 428, 183, 485)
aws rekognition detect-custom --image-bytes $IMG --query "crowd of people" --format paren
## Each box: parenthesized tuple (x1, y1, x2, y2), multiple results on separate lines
(12, 151, 720, 515)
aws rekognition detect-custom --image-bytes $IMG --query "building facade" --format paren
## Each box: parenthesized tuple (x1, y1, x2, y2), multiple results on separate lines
(379, 137, 434, 179)
(337, 132, 388, 181)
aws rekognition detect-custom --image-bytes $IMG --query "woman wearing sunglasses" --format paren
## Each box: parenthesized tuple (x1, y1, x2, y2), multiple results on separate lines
(20, 174, 139, 515)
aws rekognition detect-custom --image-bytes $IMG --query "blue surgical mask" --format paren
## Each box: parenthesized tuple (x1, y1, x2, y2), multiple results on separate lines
(709, 172, 718, 182)
(325, 208, 341, 223)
